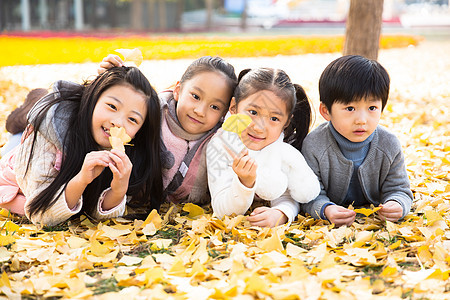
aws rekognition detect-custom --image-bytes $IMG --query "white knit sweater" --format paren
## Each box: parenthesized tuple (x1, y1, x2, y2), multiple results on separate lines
(206, 129, 320, 223)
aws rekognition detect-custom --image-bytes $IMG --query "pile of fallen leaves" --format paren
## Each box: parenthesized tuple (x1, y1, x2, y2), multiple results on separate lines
(0, 43, 449, 299)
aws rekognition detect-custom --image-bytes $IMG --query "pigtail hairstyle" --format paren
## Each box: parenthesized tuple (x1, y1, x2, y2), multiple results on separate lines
(26, 67, 163, 219)
(234, 68, 312, 151)
(284, 84, 312, 151)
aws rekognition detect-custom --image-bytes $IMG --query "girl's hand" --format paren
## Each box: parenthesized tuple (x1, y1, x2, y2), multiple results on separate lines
(108, 149, 132, 197)
(247, 206, 288, 227)
(232, 149, 257, 188)
(97, 54, 124, 74)
(324, 205, 356, 227)
(78, 150, 112, 185)
(378, 201, 403, 222)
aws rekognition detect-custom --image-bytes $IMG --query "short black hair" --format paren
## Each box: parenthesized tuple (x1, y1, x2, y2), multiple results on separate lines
(319, 55, 390, 112)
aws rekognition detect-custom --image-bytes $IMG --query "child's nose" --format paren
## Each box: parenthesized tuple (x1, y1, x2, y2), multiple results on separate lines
(111, 118, 124, 128)
(193, 104, 206, 117)
(252, 118, 265, 133)
(355, 111, 367, 124)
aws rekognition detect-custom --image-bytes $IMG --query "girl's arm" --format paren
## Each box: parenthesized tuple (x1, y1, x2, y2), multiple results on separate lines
(14, 130, 84, 226)
(206, 134, 255, 218)
(15, 131, 126, 226)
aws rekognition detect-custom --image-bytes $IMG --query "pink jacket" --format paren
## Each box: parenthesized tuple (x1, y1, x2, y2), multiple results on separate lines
(0, 147, 25, 215)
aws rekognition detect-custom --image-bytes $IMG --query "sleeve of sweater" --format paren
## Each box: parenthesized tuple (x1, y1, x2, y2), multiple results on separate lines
(378, 137, 413, 218)
(300, 132, 335, 220)
(15, 130, 125, 226)
(206, 134, 255, 219)
(270, 190, 300, 224)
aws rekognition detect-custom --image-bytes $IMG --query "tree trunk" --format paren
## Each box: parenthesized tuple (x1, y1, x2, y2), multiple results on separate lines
(343, 0, 384, 60)
(206, 0, 213, 30)
(148, 0, 156, 30)
(108, 0, 118, 28)
(174, 0, 184, 30)
(240, 0, 247, 31)
(158, 0, 167, 30)
(131, 0, 144, 30)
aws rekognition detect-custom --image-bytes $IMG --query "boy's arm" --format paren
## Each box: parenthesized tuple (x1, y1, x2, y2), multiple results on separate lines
(301, 137, 335, 220)
(380, 149, 413, 218)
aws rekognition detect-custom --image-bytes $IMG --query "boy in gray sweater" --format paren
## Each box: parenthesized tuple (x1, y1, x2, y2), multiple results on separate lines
(301, 55, 413, 226)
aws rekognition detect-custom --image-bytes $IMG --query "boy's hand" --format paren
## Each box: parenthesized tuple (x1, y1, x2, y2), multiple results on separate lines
(378, 201, 403, 222)
(247, 206, 288, 227)
(324, 205, 356, 226)
(231, 149, 257, 188)
(98, 54, 124, 74)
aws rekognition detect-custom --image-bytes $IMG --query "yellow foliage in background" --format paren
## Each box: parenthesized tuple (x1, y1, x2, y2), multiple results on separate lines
(0, 34, 421, 66)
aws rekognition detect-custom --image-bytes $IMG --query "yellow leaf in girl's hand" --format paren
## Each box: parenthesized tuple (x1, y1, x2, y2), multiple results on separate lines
(222, 113, 252, 134)
(115, 48, 143, 67)
(109, 126, 131, 152)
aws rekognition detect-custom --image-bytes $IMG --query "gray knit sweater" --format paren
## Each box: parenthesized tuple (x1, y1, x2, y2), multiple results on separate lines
(301, 122, 413, 220)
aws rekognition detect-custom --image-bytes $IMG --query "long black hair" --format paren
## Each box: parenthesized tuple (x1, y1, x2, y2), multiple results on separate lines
(26, 67, 163, 218)
(233, 67, 312, 151)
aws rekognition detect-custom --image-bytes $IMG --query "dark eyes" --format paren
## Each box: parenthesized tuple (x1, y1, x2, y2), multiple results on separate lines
(192, 94, 200, 100)
(107, 103, 117, 110)
(345, 106, 378, 111)
(249, 110, 257, 115)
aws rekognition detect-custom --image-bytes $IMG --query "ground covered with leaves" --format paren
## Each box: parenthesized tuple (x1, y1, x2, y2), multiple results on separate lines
(0, 39, 449, 299)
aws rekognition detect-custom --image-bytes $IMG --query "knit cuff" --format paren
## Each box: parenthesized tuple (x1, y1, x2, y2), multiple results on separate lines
(96, 188, 127, 218)
(320, 202, 335, 220)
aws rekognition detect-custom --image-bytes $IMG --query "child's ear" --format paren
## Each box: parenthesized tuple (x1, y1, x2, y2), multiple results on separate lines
(319, 103, 331, 121)
(229, 97, 237, 114)
(173, 81, 181, 102)
(283, 114, 292, 129)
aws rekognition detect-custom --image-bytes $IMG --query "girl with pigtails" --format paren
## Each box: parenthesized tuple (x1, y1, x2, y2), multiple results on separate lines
(207, 68, 320, 227)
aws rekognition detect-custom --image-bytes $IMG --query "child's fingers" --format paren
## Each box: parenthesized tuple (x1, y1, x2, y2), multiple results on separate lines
(379, 201, 402, 213)
(223, 144, 238, 160)
(84, 151, 111, 167)
(104, 54, 124, 66)
(250, 206, 270, 216)
(109, 150, 132, 173)
(233, 153, 255, 170)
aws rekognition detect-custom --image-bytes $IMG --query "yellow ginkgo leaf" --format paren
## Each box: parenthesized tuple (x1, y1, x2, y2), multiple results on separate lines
(354, 207, 382, 217)
(115, 48, 143, 67)
(424, 209, 443, 226)
(0, 235, 16, 247)
(109, 126, 131, 152)
(182, 203, 204, 219)
(222, 113, 252, 134)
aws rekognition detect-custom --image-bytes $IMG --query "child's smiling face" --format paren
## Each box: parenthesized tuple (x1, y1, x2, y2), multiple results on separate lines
(92, 84, 147, 149)
(231, 90, 290, 151)
(320, 97, 382, 143)
(174, 71, 232, 135)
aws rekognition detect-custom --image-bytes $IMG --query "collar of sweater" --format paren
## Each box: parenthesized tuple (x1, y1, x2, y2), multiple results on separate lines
(164, 96, 205, 141)
(329, 122, 375, 162)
